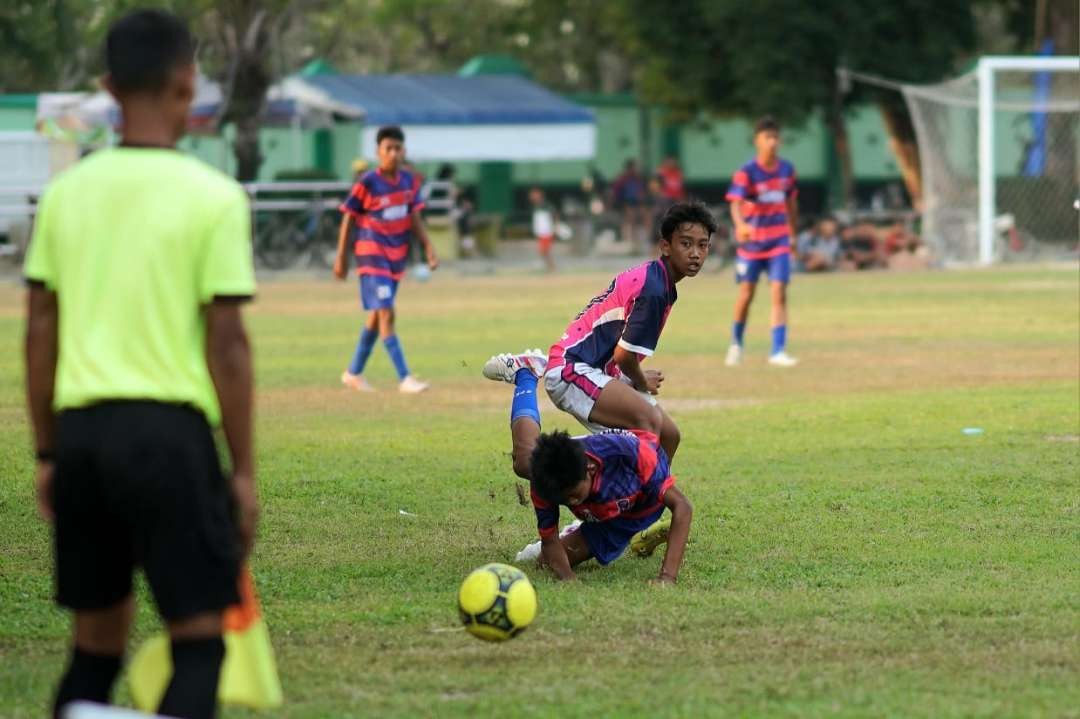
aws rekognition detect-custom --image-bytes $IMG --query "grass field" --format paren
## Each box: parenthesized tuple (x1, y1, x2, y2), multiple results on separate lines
(1, 264, 1078, 718)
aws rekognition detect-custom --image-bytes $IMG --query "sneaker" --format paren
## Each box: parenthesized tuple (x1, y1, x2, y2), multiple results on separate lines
(399, 375, 430, 393)
(482, 349, 548, 384)
(515, 539, 542, 563)
(724, 344, 743, 367)
(341, 371, 375, 392)
(767, 351, 799, 367)
(630, 518, 672, 558)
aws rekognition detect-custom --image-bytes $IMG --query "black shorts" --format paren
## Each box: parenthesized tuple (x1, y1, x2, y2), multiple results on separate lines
(52, 401, 240, 620)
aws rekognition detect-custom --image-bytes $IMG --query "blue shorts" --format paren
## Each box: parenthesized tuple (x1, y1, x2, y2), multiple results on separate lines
(735, 253, 791, 284)
(359, 274, 398, 310)
(578, 506, 666, 566)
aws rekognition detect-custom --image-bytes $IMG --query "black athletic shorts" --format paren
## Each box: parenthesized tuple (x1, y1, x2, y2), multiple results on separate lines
(52, 401, 240, 620)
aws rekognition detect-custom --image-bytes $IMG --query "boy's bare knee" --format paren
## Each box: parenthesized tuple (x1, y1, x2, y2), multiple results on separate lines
(512, 454, 532, 480)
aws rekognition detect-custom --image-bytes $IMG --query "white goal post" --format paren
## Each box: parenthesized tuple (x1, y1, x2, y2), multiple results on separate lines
(976, 56, 1079, 265)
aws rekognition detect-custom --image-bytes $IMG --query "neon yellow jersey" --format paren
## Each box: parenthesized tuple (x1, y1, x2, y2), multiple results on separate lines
(24, 147, 255, 425)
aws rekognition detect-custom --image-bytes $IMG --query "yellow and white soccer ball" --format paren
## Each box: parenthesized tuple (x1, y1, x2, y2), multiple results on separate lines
(458, 563, 537, 641)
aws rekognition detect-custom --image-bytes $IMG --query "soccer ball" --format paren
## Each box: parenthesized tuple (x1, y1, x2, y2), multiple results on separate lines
(458, 563, 537, 641)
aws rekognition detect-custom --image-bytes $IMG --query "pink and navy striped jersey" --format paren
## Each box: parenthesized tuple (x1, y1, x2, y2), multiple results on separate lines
(547, 259, 676, 376)
(531, 429, 674, 540)
(726, 158, 798, 259)
(339, 168, 425, 280)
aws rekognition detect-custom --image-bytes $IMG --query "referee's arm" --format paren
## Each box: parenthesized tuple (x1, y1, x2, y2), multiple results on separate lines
(206, 299, 258, 559)
(25, 282, 58, 520)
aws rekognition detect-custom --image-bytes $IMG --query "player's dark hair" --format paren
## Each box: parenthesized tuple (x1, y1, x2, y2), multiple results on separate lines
(659, 201, 718, 241)
(377, 126, 405, 145)
(754, 115, 780, 135)
(530, 431, 587, 504)
(105, 9, 195, 94)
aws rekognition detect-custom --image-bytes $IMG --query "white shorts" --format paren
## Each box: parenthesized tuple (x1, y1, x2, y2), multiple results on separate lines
(544, 363, 657, 434)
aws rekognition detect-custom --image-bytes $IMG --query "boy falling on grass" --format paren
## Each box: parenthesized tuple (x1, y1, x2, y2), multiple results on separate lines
(334, 126, 438, 394)
(480, 202, 714, 579)
(494, 380, 693, 583)
(725, 116, 800, 367)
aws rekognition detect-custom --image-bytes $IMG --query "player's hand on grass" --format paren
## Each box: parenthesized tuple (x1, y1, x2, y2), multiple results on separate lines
(34, 460, 55, 522)
(643, 369, 664, 395)
(232, 472, 260, 560)
(648, 573, 677, 586)
(332, 256, 348, 281)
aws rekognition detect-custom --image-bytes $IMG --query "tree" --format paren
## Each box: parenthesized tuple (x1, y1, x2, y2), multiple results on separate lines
(614, 0, 979, 210)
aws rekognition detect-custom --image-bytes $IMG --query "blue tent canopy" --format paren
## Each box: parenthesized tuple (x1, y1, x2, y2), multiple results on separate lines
(301, 74, 594, 126)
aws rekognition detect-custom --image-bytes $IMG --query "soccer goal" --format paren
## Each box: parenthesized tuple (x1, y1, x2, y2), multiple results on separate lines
(901, 56, 1079, 265)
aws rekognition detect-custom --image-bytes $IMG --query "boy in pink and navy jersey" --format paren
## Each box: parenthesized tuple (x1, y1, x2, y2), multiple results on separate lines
(484, 202, 716, 464)
(725, 116, 800, 367)
(333, 125, 438, 394)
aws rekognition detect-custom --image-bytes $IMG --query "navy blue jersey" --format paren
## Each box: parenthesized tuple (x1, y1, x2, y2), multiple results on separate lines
(531, 429, 674, 540)
(548, 259, 677, 377)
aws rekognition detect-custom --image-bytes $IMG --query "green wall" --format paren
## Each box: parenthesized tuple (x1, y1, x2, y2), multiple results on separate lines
(0, 95, 37, 131)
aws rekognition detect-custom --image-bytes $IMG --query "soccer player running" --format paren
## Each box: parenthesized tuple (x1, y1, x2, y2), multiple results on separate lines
(725, 116, 800, 367)
(334, 126, 438, 394)
(24, 10, 256, 719)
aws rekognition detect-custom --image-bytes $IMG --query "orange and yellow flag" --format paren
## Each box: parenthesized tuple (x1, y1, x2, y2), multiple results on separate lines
(128, 567, 283, 711)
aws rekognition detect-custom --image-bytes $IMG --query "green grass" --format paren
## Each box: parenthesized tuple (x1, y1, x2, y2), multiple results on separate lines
(1, 264, 1078, 718)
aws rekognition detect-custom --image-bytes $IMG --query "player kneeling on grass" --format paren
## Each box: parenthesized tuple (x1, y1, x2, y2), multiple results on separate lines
(485, 354, 692, 583)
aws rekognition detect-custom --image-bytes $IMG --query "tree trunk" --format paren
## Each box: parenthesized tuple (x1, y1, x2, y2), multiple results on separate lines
(825, 90, 855, 210)
(878, 103, 923, 211)
(233, 115, 263, 183)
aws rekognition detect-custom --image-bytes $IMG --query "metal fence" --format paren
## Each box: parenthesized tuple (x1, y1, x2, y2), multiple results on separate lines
(0, 180, 456, 269)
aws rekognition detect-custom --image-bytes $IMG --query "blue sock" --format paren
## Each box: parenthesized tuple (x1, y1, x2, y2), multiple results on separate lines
(382, 335, 410, 380)
(771, 325, 787, 355)
(510, 369, 541, 426)
(732, 321, 746, 347)
(348, 327, 378, 375)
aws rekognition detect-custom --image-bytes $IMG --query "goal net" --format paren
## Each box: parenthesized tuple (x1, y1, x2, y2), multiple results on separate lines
(902, 57, 1079, 264)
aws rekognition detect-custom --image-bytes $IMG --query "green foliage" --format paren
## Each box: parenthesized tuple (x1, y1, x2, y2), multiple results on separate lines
(618, 0, 978, 126)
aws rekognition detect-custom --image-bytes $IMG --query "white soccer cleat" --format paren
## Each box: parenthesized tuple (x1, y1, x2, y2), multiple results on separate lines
(767, 351, 799, 367)
(399, 375, 430, 393)
(341, 371, 376, 392)
(724, 344, 743, 367)
(482, 349, 548, 384)
(515, 540, 542, 563)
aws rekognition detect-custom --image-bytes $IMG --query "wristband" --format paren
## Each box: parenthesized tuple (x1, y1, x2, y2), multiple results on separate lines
(36, 449, 55, 462)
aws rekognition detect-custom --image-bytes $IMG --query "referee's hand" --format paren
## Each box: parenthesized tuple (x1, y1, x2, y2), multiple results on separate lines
(232, 472, 259, 560)
(35, 461, 55, 522)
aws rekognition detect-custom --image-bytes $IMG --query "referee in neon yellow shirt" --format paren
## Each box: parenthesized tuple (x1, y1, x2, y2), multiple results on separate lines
(24, 10, 257, 719)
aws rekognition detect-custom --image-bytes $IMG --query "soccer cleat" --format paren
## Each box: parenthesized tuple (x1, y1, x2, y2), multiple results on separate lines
(482, 349, 548, 384)
(724, 344, 743, 367)
(515, 540, 542, 563)
(767, 351, 799, 367)
(630, 518, 672, 558)
(399, 375, 430, 393)
(341, 371, 376, 392)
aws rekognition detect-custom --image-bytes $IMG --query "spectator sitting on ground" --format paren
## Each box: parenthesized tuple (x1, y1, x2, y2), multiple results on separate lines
(657, 154, 686, 202)
(647, 176, 675, 257)
(798, 217, 843, 272)
(841, 223, 887, 270)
